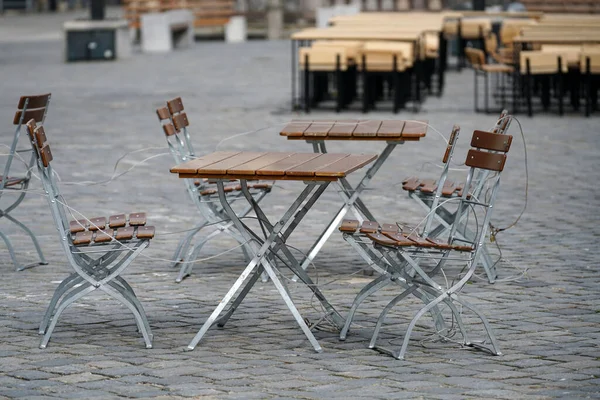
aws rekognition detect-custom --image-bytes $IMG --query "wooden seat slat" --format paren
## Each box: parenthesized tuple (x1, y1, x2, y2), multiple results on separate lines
(69, 220, 88, 233)
(377, 120, 406, 137)
(116, 227, 135, 241)
(339, 219, 360, 232)
(170, 151, 240, 174)
(352, 120, 382, 137)
(402, 177, 421, 191)
(314, 154, 377, 177)
(380, 232, 414, 246)
(303, 122, 335, 137)
(280, 122, 313, 137)
(73, 231, 93, 245)
(129, 212, 147, 226)
(94, 230, 114, 243)
(88, 217, 106, 231)
(367, 232, 398, 246)
(197, 152, 266, 175)
(109, 214, 127, 228)
(441, 180, 457, 197)
(401, 120, 428, 138)
(285, 153, 349, 177)
(137, 226, 156, 239)
(228, 152, 294, 175)
(256, 153, 321, 176)
(360, 220, 379, 233)
(380, 223, 398, 234)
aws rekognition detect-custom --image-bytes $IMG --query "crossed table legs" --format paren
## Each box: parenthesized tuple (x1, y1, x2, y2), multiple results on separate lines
(187, 180, 346, 352)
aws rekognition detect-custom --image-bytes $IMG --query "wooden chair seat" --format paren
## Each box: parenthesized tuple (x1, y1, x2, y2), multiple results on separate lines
(70, 212, 155, 246)
(339, 219, 473, 252)
(402, 177, 465, 197)
(0, 175, 27, 188)
(199, 182, 272, 196)
(299, 46, 350, 71)
(481, 64, 514, 73)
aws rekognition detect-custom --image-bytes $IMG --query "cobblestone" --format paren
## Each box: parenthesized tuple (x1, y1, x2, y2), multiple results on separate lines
(1, 7, 600, 400)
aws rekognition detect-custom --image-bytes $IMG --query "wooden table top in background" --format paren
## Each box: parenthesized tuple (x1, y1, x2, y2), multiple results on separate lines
(171, 152, 377, 182)
(280, 120, 428, 141)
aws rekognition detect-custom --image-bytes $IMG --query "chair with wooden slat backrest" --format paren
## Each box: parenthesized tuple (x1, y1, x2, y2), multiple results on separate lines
(465, 47, 514, 114)
(1, 94, 51, 271)
(581, 50, 600, 117)
(520, 50, 568, 117)
(340, 127, 512, 360)
(26, 119, 155, 349)
(401, 111, 512, 284)
(156, 97, 272, 282)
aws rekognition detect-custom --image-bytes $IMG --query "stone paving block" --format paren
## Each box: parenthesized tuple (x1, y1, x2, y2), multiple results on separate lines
(1, 12, 600, 399)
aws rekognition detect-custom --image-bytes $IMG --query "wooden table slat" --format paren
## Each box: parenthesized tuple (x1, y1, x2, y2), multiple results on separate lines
(196, 152, 267, 175)
(280, 122, 313, 137)
(303, 122, 335, 137)
(328, 120, 359, 137)
(169, 151, 240, 174)
(256, 153, 321, 176)
(286, 153, 349, 176)
(315, 154, 378, 177)
(377, 120, 406, 137)
(352, 120, 382, 137)
(401, 120, 428, 138)
(228, 152, 295, 175)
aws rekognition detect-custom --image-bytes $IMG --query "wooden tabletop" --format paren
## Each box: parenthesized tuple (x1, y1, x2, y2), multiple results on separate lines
(171, 151, 377, 181)
(280, 120, 427, 141)
(513, 36, 600, 44)
(291, 28, 421, 42)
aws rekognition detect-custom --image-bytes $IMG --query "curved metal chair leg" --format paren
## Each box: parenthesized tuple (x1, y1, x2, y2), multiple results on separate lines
(369, 286, 418, 349)
(171, 222, 207, 268)
(176, 227, 225, 282)
(3, 213, 48, 269)
(40, 285, 95, 349)
(103, 284, 153, 348)
(340, 274, 391, 340)
(39, 273, 82, 334)
(0, 229, 22, 271)
(453, 294, 502, 356)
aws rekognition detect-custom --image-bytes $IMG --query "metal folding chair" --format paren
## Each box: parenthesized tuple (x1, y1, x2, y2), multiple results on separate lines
(339, 124, 461, 342)
(340, 128, 512, 360)
(401, 110, 512, 283)
(156, 97, 272, 282)
(1, 94, 51, 271)
(26, 119, 155, 349)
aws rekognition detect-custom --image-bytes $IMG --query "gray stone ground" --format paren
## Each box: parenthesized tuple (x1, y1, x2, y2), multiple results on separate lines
(1, 8, 600, 400)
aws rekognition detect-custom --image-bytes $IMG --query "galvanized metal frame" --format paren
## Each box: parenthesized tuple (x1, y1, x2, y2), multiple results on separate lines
(341, 130, 509, 360)
(29, 121, 153, 349)
(0, 95, 51, 271)
(160, 111, 271, 282)
(297, 139, 402, 275)
(187, 178, 345, 352)
(406, 112, 512, 283)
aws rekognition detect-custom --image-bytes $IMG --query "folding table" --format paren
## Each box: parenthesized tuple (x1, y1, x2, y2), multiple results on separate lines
(171, 151, 377, 352)
(280, 119, 427, 272)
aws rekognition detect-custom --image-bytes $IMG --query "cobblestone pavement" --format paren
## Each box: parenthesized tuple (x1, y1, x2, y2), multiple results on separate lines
(1, 10, 599, 400)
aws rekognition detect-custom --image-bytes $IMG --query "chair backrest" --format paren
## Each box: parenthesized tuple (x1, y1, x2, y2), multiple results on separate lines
(25, 119, 72, 247)
(484, 32, 498, 56)
(464, 47, 485, 69)
(449, 129, 513, 257)
(156, 98, 207, 208)
(422, 125, 460, 237)
(2, 93, 51, 193)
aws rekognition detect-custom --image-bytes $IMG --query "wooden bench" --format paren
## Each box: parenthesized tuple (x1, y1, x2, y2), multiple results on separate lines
(521, 0, 600, 13)
(123, 0, 237, 32)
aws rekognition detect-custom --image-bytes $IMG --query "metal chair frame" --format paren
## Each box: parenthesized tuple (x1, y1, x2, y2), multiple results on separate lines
(340, 125, 461, 342)
(26, 119, 154, 349)
(1, 94, 51, 271)
(157, 98, 272, 282)
(341, 128, 512, 360)
(404, 111, 512, 283)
